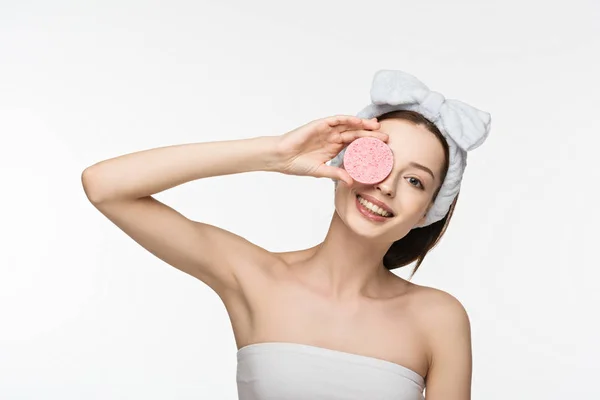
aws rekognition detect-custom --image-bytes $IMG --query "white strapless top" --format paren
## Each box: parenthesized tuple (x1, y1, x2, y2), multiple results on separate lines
(236, 342, 425, 400)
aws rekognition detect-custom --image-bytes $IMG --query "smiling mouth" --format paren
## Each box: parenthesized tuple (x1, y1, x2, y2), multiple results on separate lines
(356, 194, 394, 218)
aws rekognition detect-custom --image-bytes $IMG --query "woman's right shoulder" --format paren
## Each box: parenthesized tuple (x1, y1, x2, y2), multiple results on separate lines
(229, 244, 305, 284)
(235, 245, 319, 291)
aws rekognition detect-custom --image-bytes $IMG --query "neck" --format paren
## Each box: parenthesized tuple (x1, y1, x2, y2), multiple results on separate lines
(299, 212, 396, 300)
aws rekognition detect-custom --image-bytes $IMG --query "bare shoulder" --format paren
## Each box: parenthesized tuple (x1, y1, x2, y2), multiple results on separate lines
(407, 284, 471, 341)
(408, 284, 470, 319)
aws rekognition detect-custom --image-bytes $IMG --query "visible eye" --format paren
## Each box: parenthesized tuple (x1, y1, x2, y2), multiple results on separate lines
(407, 177, 424, 189)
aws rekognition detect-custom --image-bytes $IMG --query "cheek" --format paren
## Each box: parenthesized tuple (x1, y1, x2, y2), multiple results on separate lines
(333, 184, 351, 210)
(394, 188, 432, 216)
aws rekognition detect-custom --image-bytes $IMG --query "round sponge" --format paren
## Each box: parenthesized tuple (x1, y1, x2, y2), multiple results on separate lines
(342, 137, 394, 184)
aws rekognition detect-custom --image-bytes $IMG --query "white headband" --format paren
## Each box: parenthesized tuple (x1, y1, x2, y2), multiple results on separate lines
(329, 70, 492, 227)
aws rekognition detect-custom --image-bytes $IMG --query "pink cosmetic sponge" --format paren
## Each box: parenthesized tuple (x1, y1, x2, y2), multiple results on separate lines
(342, 137, 394, 184)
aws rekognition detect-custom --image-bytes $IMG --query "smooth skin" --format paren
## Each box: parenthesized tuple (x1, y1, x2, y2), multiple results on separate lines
(82, 115, 472, 399)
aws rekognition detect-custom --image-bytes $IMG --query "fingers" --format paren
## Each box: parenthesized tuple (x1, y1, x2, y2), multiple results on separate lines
(314, 164, 354, 186)
(340, 129, 389, 143)
(326, 115, 380, 131)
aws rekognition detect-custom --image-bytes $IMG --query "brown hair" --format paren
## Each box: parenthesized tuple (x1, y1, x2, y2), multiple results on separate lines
(376, 110, 457, 278)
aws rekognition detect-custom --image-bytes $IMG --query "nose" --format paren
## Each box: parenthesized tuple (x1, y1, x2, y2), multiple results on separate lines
(375, 180, 395, 197)
(374, 164, 400, 197)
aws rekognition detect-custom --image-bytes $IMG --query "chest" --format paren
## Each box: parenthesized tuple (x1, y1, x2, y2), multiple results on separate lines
(236, 277, 429, 378)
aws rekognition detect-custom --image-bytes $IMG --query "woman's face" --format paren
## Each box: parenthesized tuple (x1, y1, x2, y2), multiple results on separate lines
(334, 118, 447, 243)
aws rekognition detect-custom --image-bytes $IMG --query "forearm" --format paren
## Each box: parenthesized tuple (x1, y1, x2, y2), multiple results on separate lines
(82, 136, 281, 203)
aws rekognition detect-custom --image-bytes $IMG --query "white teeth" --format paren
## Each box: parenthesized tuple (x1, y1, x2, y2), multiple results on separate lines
(358, 196, 392, 217)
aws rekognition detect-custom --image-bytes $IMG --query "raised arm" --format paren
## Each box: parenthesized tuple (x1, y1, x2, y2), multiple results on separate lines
(81, 116, 386, 298)
(81, 136, 283, 296)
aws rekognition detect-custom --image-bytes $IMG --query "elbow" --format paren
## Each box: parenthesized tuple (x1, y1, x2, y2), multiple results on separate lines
(81, 167, 107, 204)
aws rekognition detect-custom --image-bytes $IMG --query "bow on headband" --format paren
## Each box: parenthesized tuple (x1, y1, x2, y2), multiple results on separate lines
(358, 70, 491, 152)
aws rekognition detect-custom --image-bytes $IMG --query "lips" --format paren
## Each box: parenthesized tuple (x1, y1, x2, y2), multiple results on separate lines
(356, 193, 395, 216)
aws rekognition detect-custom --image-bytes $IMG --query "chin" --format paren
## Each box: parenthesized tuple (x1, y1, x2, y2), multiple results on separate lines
(334, 198, 391, 241)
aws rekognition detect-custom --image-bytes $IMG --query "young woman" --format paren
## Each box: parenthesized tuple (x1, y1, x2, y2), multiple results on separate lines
(82, 70, 491, 400)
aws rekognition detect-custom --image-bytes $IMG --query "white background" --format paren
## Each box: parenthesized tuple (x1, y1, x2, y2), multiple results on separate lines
(1, 0, 599, 398)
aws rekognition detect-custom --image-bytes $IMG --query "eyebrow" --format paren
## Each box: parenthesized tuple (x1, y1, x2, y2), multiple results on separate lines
(408, 162, 435, 180)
